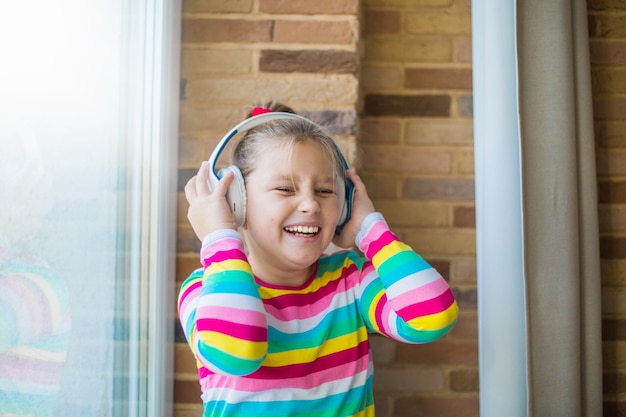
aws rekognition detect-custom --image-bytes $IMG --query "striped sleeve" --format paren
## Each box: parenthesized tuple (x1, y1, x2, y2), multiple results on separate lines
(355, 213, 458, 343)
(177, 229, 268, 376)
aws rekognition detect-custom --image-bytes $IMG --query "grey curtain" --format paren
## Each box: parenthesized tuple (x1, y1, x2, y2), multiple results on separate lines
(516, 0, 603, 416)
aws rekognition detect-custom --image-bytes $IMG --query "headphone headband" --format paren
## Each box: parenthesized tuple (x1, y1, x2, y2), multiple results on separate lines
(207, 112, 314, 184)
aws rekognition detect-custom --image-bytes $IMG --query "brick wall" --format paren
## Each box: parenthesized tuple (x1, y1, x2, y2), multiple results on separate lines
(588, 0, 626, 415)
(174, 0, 626, 416)
(360, 1, 476, 416)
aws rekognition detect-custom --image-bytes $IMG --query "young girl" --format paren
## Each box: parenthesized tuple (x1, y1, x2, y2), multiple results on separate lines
(179, 103, 458, 417)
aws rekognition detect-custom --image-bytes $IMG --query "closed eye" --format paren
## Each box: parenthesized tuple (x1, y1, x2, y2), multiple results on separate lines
(316, 189, 335, 195)
(276, 186, 295, 193)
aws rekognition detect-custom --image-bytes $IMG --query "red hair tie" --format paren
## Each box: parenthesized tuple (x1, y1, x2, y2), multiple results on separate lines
(251, 106, 273, 117)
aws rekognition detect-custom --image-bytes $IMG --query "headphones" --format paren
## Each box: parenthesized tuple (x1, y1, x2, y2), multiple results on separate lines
(207, 112, 354, 234)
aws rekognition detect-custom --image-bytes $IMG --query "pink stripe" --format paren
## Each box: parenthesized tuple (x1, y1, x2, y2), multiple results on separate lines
(201, 238, 243, 263)
(391, 279, 452, 310)
(210, 248, 247, 264)
(262, 267, 359, 321)
(196, 305, 267, 327)
(197, 318, 267, 342)
(263, 289, 338, 322)
(201, 355, 370, 392)
(179, 279, 202, 303)
(178, 281, 202, 315)
(373, 292, 386, 330)
(252, 341, 368, 380)
(365, 230, 397, 260)
(397, 288, 456, 319)
(359, 222, 390, 250)
(199, 340, 370, 384)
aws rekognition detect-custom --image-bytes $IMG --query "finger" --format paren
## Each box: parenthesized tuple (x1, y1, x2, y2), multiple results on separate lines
(195, 161, 212, 195)
(346, 169, 363, 186)
(184, 175, 198, 201)
(213, 170, 235, 197)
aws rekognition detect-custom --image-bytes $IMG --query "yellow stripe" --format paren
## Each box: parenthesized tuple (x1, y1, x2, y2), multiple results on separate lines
(198, 331, 267, 360)
(357, 404, 375, 417)
(406, 302, 459, 330)
(206, 259, 251, 274)
(371, 241, 411, 268)
(264, 326, 369, 367)
(368, 290, 385, 330)
(259, 267, 345, 298)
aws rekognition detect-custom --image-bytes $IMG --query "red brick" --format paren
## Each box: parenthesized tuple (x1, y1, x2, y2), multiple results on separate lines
(403, 178, 475, 201)
(450, 369, 479, 392)
(452, 287, 477, 309)
(364, 94, 451, 117)
(602, 400, 626, 417)
(603, 318, 626, 341)
(374, 394, 394, 417)
(274, 20, 355, 44)
(373, 367, 445, 392)
(588, 0, 626, 9)
(453, 206, 475, 228)
(176, 255, 201, 284)
(599, 181, 626, 203)
(405, 68, 473, 90)
(590, 40, 626, 65)
(364, 10, 401, 35)
(603, 371, 626, 401)
(600, 237, 626, 259)
(260, 0, 359, 14)
(394, 396, 479, 417)
(184, 0, 253, 13)
(588, 14, 626, 38)
(361, 174, 401, 199)
(359, 119, 402, 145)
(395, 341, 479, 366)
(456, 37, 472, 62)
(361, 147, 451, 174)
(593, 97, 626, 120)
(596, 121, 626, 148)
(174, 379, 202, 404)
(429, 259, 451, 280)
(177, 227, 201, 254)
(448, 312, 478, 340)
(182, 18, 272, 43)
(175, 343, 199, 374)
(596, 148, 626, 175)
(259, 50, 358, 74)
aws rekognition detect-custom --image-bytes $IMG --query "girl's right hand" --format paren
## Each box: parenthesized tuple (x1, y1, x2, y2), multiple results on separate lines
(184, 161, 239, 241)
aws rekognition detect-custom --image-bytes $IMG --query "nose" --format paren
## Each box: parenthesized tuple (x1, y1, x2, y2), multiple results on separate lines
(297, 190, 321, 214)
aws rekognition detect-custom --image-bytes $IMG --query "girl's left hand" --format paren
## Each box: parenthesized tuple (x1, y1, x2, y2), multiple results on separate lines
(332, 170, 375, 248)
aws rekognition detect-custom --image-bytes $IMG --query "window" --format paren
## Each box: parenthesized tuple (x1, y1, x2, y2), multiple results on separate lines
(0, 1, 180, 416)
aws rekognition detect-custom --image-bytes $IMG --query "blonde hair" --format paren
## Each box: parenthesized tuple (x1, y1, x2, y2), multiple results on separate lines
(233, 103, 348, 190)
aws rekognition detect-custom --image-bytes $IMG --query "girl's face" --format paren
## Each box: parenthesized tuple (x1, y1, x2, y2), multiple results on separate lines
(242, 139, 341, 287)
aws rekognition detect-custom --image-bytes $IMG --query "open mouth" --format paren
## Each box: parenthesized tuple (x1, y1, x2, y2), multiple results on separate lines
(284, 225, 320, 237)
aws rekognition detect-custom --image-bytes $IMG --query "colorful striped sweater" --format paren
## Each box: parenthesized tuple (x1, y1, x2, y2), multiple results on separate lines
(178, 213, 458, 417)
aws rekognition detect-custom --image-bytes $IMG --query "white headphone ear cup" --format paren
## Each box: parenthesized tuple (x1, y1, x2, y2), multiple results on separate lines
(218, 166, 246, 227)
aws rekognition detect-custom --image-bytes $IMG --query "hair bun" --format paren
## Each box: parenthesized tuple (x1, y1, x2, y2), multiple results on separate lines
(251, 106, 274, 117)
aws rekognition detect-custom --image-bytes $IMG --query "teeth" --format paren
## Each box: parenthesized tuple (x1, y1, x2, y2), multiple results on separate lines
(284, 225, 319, 234)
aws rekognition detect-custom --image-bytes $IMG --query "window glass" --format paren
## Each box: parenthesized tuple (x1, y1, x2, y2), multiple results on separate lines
(0, 1, 177, 416)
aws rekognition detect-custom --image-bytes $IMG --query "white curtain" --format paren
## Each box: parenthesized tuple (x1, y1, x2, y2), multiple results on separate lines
(473, 0, 603, 415)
